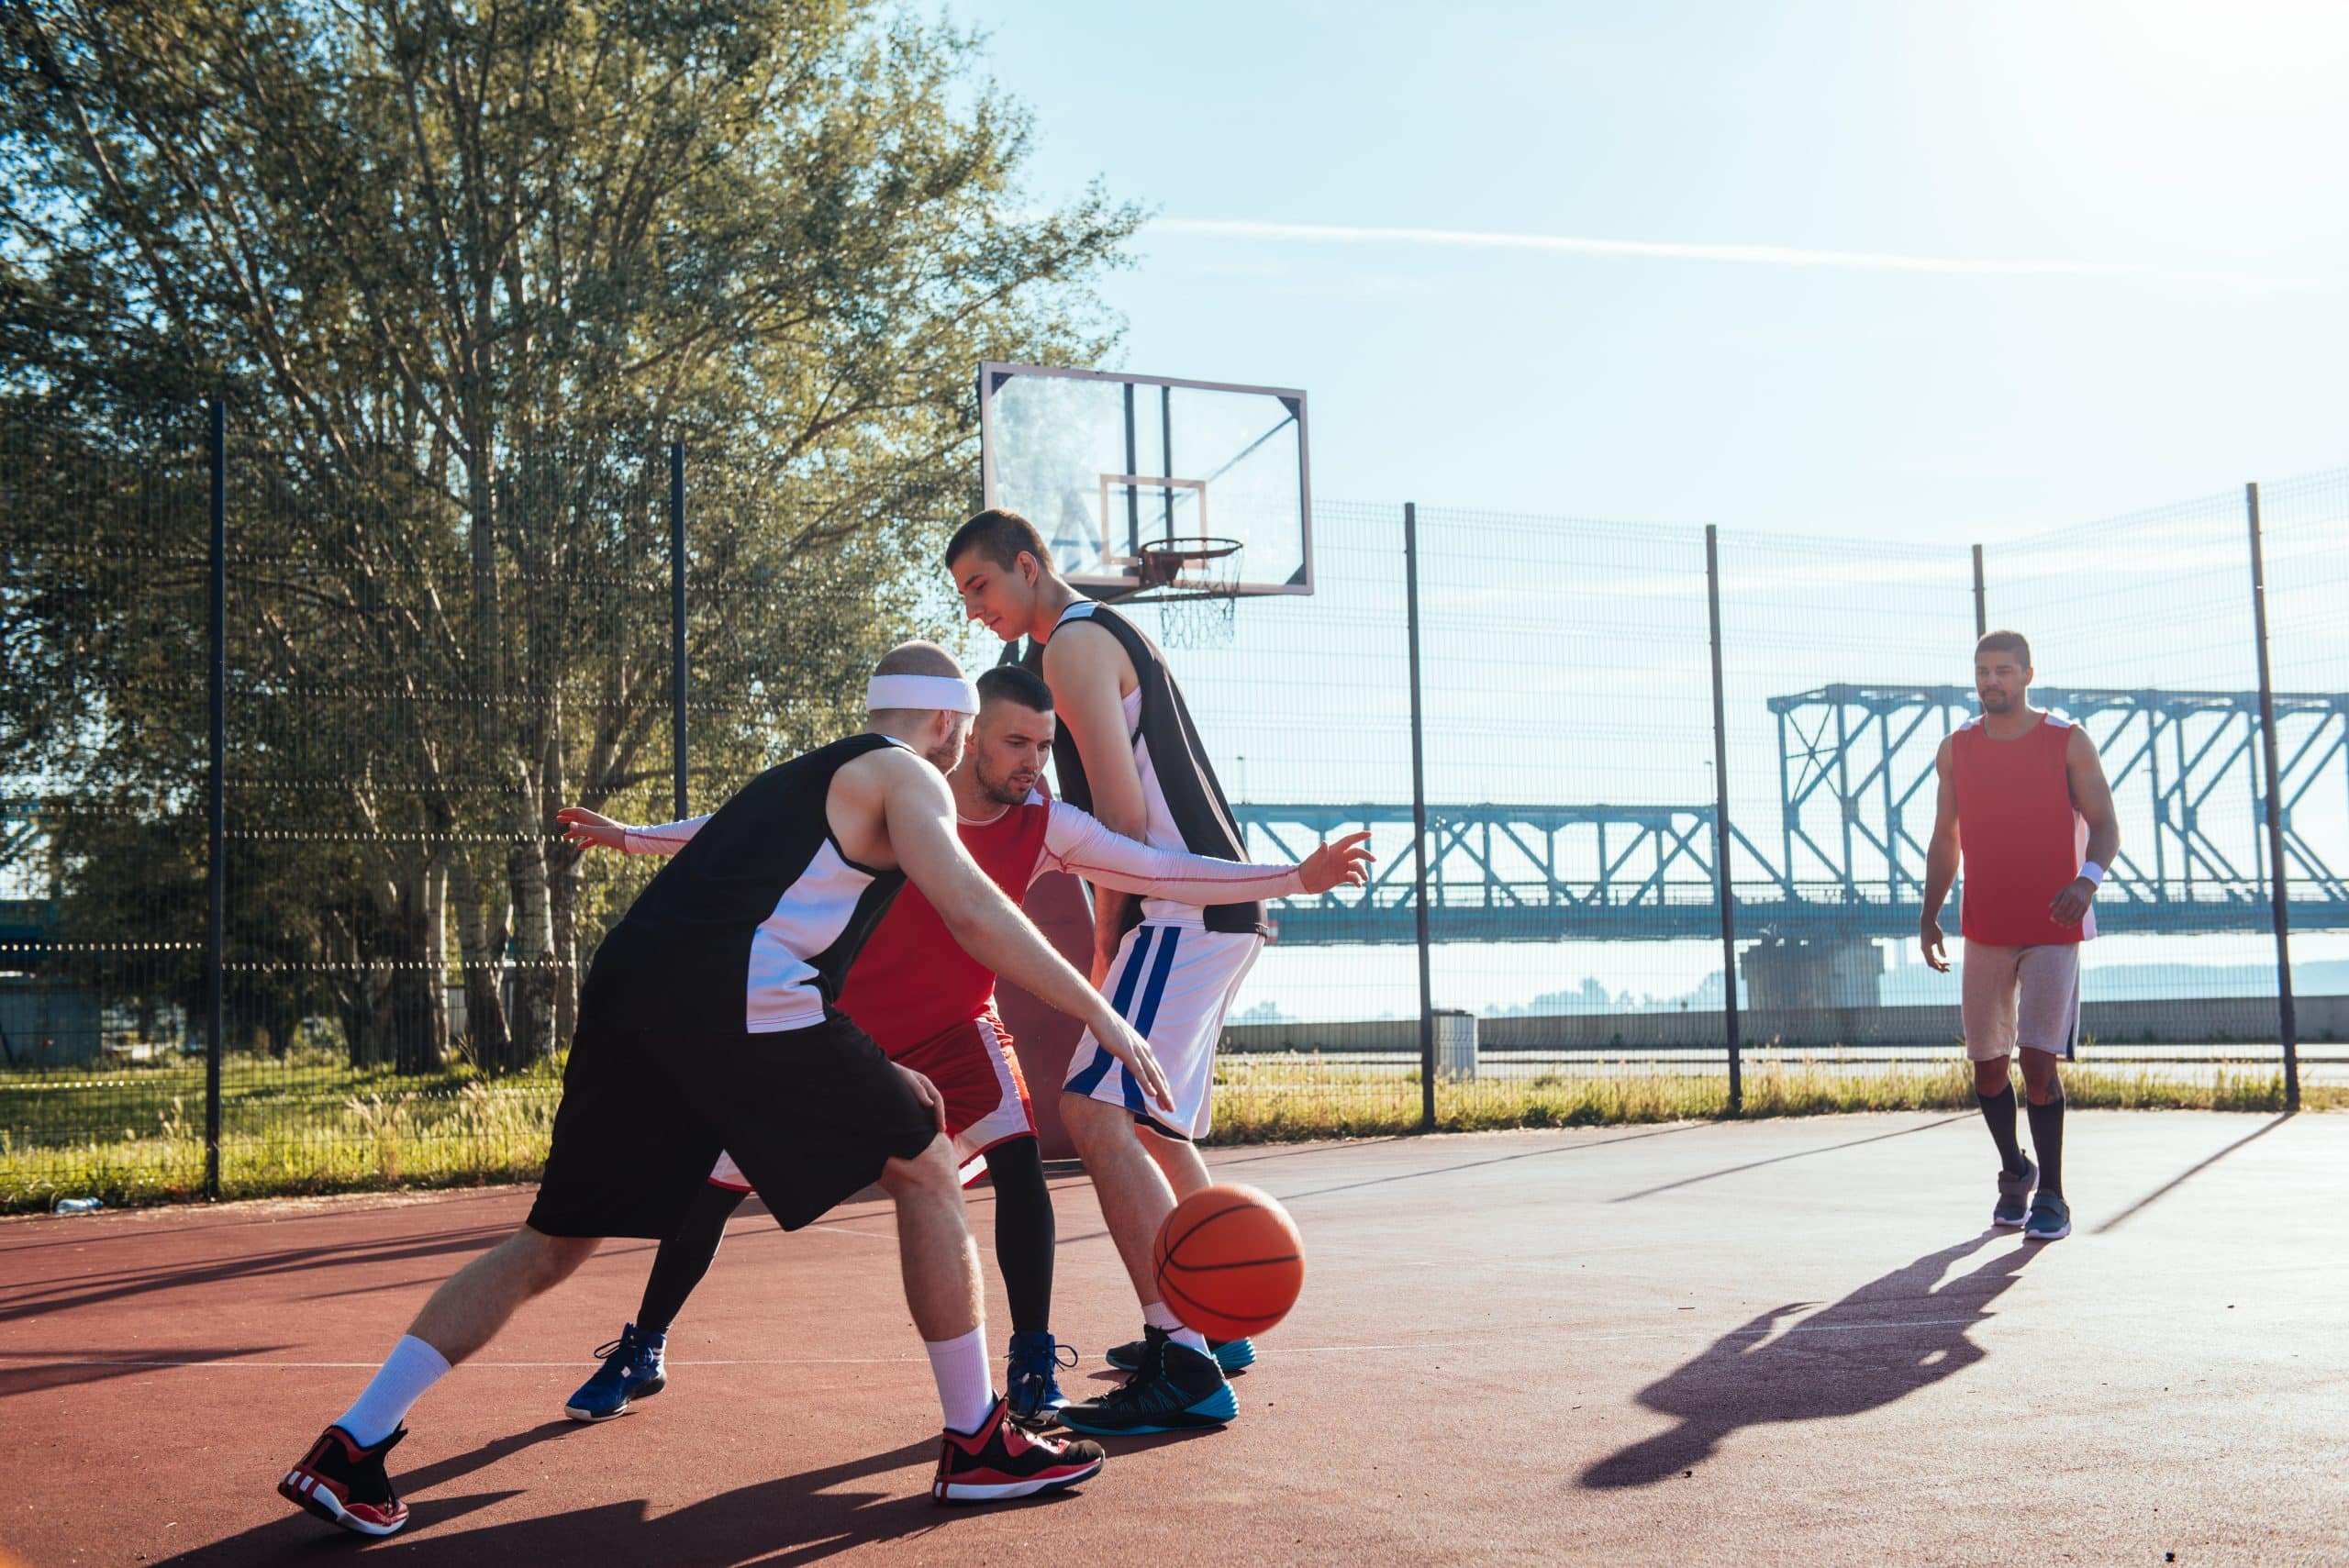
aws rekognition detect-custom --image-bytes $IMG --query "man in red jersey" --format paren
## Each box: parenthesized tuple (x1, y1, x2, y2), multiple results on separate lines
(276, 644, 1154, 1529)
(1920, 630, 2120, 1242)
(557, 663, 1367, 1426)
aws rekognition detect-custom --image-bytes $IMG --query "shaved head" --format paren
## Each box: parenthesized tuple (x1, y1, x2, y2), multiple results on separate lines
(866, 639, 973, 772)
(874, 640, 963, 680)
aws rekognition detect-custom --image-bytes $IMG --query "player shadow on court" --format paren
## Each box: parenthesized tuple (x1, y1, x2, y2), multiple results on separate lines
(0, 1343, 284, 1401)
(1579, 1231, 2040, 1490)
(155, 1430, 1026, 1567)
(0, 1221, 518, 1326)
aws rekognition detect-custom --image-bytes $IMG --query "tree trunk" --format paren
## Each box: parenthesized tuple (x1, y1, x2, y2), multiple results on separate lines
(420, 856, 451, 1067)
(545, 697, 579, 1050)
(549, 849, 579, 1050)
(343, 891, 395, 1070)
(504, 824, 557, 1068)
(449, 852, 511, 1070)
(387, 853, 451, 1074)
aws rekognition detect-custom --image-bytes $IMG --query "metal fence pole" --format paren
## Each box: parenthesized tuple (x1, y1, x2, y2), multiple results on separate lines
(1705, 525, 1742, 1114)
(1971, 543, 1987, 640)
(669, 442, 688, 819)
(1403, 502, 1436, 1132)
(2243, 482, 2299, 1111)
(205, 400, 226, 1201)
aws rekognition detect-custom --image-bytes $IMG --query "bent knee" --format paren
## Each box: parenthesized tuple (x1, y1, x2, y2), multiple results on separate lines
(878, 1135, 959, 1195)
(1059, 1089, 1130, 1140)
(517, 1229, 600, 1288)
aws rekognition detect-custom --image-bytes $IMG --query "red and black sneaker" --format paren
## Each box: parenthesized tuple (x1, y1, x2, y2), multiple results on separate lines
(932, 1396, 1105, 1504)
(278, 1424, 411, 1537)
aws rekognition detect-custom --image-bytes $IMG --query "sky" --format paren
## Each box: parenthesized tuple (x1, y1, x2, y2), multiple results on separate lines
(952, 2, 2349, 1017)
(964, 0, 2349, 543)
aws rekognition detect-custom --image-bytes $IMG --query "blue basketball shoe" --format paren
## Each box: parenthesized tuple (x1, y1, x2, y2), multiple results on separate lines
(564, 1322, 667, 1422)
(1005, 1330, 1075, 1426)
(1057, 1327, 1238, 1436)
(1106, 1330, 1254, 1374)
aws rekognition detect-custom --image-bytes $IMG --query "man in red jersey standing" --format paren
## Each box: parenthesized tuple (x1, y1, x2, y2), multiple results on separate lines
(1920, 630, 2121, 1242)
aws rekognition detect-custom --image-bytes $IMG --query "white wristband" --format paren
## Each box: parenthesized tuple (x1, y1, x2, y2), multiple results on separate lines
(2079, 861, 2105, 886)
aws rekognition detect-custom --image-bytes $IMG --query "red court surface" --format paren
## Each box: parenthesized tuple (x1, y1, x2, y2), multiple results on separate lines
(4, 1111, 2343, 1566)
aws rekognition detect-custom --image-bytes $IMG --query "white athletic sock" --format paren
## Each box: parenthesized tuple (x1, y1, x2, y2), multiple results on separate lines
(334, 1335, 451, 1447)
(925, 1327, 995, 1434)
(1143, 1301, 1209, 1354)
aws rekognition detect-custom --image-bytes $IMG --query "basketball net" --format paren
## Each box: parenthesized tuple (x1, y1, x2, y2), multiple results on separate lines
(1137, 539, 1242, 650)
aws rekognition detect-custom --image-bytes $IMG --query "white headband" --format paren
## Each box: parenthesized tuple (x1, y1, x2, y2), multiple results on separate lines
(866, 673, 978, 715)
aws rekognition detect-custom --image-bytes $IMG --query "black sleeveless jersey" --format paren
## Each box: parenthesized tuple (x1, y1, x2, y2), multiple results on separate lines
(595, 733, 908, 1035)
(1016, 602, 1266, 938)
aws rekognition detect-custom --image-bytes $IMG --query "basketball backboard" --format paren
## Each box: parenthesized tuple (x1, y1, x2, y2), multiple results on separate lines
(977, 362, 1312, 600)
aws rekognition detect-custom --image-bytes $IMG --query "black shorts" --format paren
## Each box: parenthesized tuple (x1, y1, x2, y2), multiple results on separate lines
(526, 1008, 940, 1240)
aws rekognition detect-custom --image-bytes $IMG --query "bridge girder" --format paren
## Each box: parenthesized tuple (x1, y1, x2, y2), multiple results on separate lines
(1236, 683, 2349, 947)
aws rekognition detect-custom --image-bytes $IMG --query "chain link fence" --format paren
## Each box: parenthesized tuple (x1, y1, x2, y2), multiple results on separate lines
(5, 411, 2343, 1207)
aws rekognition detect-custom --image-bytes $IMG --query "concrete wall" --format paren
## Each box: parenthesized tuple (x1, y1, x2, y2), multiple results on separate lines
(1224, 993, 2348, 1054)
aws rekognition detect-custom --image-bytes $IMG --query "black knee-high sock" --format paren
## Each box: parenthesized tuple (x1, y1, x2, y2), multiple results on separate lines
(985, 1137, 1056, 1336)
(2025, 1090, 2065, 1198)
(1977, 1084, 2027, 1176)
(637, 1182, 748, 1336)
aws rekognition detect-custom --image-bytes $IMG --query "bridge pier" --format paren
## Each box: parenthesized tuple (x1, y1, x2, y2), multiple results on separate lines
(1742, 936, 1883, 1010)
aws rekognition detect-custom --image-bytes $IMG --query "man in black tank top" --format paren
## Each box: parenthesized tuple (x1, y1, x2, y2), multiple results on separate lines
(275, 644, 1171, 1535)
(951, 509, 1283, 1437)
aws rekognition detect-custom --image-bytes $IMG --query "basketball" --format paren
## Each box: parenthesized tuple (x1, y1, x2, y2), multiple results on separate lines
(1151, 1183, 1306, 1340)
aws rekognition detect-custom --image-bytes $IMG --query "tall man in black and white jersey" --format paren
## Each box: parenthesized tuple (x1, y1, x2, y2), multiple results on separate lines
(274, 643, 1168, 1538)
(948, 509, 1274, 1438)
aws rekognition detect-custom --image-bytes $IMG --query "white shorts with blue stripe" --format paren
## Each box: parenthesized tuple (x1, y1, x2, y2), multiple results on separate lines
(1064, 922, 1263, 1141)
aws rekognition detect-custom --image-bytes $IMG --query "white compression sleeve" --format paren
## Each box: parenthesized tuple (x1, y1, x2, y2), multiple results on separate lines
(623, 815, 710, 855)
(1038, 801, 1304, 903)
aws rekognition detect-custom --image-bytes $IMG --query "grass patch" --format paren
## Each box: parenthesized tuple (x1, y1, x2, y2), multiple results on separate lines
(1, 1054, 563, 1212)
(8, 1050, 2338, 1211)
(1204, 1053, 2343, 1143)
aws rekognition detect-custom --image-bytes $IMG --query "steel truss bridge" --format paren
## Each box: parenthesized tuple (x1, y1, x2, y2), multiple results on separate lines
(1237, 684, 2349, 946)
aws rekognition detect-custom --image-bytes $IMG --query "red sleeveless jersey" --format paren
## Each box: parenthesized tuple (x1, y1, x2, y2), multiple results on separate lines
(834, 801, 1053, 1048)
(1953, 713, 2092, 946)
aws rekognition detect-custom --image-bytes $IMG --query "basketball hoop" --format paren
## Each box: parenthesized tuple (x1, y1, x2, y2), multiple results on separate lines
(1135, 535, 1243, 648)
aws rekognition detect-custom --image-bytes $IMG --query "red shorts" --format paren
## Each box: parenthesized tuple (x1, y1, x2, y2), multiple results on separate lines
(709, 1013, 1031, 1191)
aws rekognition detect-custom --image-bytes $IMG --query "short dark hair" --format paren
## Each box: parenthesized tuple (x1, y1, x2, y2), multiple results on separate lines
(976, 663, 1053, 714)
(946, 508, 1052, 574)
(1976, 629, 2032, 669)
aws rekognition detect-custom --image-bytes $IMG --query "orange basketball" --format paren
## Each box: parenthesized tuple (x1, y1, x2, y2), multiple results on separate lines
(1151, 1183, 1305, 1340)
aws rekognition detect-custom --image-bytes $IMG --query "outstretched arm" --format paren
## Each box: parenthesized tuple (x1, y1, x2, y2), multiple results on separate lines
(556, 806, 709, 856)
(1038, 801, 1371, 902)
(885, 766, 1173, 1109)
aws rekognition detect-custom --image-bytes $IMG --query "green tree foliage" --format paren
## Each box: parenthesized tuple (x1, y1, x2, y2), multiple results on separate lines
(1, 0, 1139, 1071)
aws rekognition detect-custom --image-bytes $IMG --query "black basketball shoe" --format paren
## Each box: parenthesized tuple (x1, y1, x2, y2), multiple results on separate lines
(1057, 1327, 1239, 1436)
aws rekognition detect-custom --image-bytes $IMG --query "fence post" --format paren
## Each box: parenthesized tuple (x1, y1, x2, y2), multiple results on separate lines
(1971, 543, 1987, 639)
(669, 442, 688, 819)
(1403, 502, 1436, 1132)
(205, 400, 226, 1201)
(2243, 483, 2299, 1111)
(1705, 526, 1742, 1114)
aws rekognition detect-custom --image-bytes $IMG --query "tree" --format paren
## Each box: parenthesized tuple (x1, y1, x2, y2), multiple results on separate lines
(1, 0, 1140, 1070)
